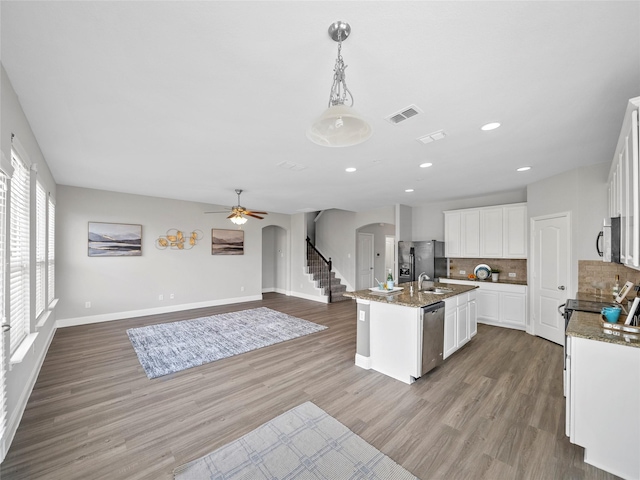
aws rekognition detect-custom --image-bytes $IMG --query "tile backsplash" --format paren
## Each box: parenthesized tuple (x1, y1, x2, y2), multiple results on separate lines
(447, 258, 527, 281)
(578, 260, 640, 298)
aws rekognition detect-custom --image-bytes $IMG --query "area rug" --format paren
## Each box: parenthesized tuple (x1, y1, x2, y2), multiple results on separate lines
(127, 307, 327, 379)
(173, 401, 418, 480)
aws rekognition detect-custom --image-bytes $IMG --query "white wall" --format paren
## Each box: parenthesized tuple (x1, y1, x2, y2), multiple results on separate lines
(527, 163, 609, 296)
(1, 64, 58, 461)
(411, 189, 527, 241)
(56, 185, 292, 324)
(314, 207, 396, 290)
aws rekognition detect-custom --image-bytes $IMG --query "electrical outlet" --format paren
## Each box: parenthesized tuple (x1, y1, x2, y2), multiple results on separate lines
(85, 301, 91, 308)
(359, 311, 365, 321)
(169, 293, 175, 299)
(508, 272, 516, 278)
(240, 286, 244, 292)
(158, 294, 163, 301)
(459, 270, 466, 275)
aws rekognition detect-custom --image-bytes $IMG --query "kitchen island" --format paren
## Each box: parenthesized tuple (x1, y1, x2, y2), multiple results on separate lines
(344, 282, 478, 384)
(565, 310, 640, 480)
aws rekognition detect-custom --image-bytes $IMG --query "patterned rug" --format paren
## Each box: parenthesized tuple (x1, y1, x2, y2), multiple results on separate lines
(127, 307, 327, 378)
(173, 401, 418, 480)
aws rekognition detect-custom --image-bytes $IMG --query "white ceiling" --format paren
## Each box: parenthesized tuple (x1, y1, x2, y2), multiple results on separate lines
(1, 1, 639, 214)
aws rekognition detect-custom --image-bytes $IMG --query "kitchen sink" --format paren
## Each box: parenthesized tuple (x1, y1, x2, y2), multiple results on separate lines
(420, 287, 453, 294)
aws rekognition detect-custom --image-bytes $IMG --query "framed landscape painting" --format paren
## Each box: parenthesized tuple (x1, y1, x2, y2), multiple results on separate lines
(88, 222, 142, 257)
(212, 229, 244, 255)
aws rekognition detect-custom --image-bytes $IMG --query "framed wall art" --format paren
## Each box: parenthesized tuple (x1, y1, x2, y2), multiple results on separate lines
(212, 229, 244, 255)
(88, 222, 142, 257)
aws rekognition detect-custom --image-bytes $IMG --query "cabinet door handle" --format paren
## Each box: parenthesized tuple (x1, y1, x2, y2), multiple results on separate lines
(558, 286, 566, 291)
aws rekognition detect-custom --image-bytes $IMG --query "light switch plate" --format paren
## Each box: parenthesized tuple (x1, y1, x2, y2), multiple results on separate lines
(508, 272, 516, 278)
(359, 311, 365, 321)
(459, 270, 466, 275)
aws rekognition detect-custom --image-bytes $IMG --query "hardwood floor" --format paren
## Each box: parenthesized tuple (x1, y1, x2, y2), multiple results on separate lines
(2, 294, 619, 479)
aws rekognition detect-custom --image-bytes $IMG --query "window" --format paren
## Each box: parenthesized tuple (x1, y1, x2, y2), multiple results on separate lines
(9, 150, 30, 354)
(47, 197, 55, 305)
(35, 182, 46, 318)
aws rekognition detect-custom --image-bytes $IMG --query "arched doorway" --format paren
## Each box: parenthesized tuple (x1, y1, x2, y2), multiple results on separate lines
(355, 223, 395, 290)
(262, 225, 288, 294)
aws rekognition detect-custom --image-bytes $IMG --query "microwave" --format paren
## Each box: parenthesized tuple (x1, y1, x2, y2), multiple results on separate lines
(599, 217, 621, 263)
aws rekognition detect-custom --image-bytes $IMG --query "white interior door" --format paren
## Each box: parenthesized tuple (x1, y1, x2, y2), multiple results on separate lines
(531, 212, 571, 345)
(357, 233, 374, 290)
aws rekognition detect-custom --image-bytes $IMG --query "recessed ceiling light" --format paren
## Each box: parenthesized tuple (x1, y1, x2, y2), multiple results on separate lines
(481, 122, 501, 131)
(420, 162, 433, 168)
(405, 189, 414, 193)
(516, 166, 531, 172)
(345, 167, 357, 173)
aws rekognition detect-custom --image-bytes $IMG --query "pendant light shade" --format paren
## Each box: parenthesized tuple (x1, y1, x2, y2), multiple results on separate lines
(307, 104, 372, 147)
(308, 21, 372, 148)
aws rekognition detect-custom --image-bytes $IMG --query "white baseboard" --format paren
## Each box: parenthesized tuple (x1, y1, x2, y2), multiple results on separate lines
(262, 287, 288, 295)
(355, 353, 372, 370)
(56, 295, 263, 328)
(2, 322, 56, 462)
(289, 291, 329, 304)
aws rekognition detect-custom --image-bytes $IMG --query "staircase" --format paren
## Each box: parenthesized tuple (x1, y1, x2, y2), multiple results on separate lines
(306, 237, 350, 303)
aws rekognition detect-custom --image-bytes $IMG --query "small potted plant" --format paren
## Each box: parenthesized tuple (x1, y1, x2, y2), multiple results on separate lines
(491, 269, 500, 282)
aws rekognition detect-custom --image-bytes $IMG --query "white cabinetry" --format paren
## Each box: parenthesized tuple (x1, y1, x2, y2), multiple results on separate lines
(480, 207, 503, 257)
(462, 210, 480, 257)
(567, 335, 640, 480)
(444, 211, 462, 257)
(440, 278, 527, 331)
(443, 291, 477, 360)
(503, 204, 528, 258)
(609, 97, 640, 269)
(444, 203, 527, 259)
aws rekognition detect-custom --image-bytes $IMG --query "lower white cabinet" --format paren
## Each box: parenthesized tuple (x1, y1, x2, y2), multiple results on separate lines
(567, 335, 640, 480)
(441, 279, 527, 330)
(443, 291, 477, 360)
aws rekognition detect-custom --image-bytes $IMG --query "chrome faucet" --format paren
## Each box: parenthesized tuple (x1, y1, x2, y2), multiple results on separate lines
(418, 272, 431, 290)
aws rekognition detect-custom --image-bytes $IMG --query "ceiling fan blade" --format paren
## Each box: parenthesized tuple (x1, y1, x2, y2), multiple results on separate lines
(245, 213, 265, 219)
(246, 210, 268, 215)
(227, 213, 236, 219)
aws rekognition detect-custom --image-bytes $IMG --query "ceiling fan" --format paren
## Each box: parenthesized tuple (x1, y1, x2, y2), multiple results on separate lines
(205, 189, 268, 224)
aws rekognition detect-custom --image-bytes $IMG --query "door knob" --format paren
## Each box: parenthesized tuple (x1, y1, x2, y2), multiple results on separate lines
(558, 286, 566, 290)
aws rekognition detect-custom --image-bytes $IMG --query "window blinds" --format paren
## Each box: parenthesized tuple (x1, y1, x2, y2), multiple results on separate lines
(9, 151, 30, 354)
(47, 198, 55, 305)
(35, 183, 46, 318)
(0, 172, 7, 448)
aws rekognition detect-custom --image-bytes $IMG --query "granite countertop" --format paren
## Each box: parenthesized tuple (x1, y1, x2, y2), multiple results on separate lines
(567, 310, 640, 348)
(343, 281, 478, 308)
(444, 276, 528, 286)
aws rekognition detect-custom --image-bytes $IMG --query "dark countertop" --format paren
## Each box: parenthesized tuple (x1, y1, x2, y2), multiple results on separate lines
(343, 281, 478, 308)
(567, 310, 640, 348)
(443, 276, 528, 286)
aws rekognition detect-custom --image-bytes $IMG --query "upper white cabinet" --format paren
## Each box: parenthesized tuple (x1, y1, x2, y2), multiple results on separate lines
(608, 97, 640, 269)
(444, 203, 528, 259)
(462, 210, 480, 257)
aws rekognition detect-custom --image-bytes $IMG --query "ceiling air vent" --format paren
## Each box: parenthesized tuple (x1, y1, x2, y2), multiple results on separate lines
(385, 104, 422, 125)
(417, 130, 446, 144)
(277, 160, 307, 171)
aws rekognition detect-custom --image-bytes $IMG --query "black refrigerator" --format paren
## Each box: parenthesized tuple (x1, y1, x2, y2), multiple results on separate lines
(398, 240, 448, 284)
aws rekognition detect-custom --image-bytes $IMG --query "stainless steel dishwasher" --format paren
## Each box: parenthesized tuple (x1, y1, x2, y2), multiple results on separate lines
(421, 301, 445, 375)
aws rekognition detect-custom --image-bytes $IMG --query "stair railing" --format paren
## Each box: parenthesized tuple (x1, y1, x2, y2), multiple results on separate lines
(306, 237, 332, 303)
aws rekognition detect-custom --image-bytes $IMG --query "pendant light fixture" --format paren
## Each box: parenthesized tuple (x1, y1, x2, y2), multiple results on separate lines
(307, 21, 372, 147)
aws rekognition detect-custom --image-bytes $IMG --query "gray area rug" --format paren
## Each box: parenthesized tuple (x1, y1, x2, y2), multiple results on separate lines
(127, 307, 327, 379)
(173, 401, 418, 480)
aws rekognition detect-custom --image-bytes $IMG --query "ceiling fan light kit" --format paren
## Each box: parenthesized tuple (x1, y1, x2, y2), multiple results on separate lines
(307, 21, 372, 148)
(205, 189, 268, 225)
